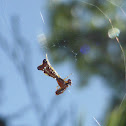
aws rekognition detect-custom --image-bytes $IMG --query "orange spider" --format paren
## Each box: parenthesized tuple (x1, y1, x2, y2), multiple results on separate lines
(37, 54, 72, 95)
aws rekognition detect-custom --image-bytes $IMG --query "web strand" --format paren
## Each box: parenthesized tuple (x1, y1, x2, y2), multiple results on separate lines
(80, 0, 126, 109)
(106, 0, 126, 17)
(93, 116, 102, 126)
(40, 11, 45, 24)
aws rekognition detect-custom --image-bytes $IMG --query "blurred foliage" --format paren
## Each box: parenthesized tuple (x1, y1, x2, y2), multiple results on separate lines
(44, 0, 126, 125)
(0, 0, 125, 126)
(0, 118, 6, 126)
(0, 14, 77, 126)
(46, 0, 126, 90)
(106, 100, 126, 126)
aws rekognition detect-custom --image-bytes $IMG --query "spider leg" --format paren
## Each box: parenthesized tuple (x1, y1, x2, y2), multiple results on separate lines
(55, 87, 66, 95)
(64, 73, 72, 80)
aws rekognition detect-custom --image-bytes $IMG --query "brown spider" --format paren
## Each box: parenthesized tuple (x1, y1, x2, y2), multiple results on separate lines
(37, 54, 72, 95)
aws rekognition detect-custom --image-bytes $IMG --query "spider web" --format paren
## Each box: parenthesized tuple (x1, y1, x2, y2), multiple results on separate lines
(38, 0, 126, 125)
(0, 0, 126, 126)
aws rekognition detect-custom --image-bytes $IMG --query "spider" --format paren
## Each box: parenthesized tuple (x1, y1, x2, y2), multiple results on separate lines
(37, 54, 72, 95)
